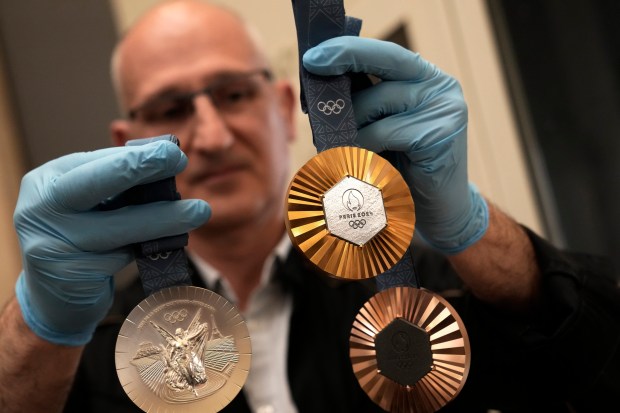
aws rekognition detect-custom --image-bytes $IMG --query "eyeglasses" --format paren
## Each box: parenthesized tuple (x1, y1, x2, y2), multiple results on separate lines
(127, 69, 273, 124)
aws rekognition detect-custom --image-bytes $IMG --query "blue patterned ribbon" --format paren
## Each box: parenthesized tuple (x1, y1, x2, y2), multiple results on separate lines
(124, 135, 192, 296)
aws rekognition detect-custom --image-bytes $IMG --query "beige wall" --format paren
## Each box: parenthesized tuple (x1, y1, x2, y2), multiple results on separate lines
(0, 50, 25, 307)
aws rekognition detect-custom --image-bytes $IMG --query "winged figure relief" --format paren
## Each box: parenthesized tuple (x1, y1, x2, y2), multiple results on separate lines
(130, 308, 240, 402)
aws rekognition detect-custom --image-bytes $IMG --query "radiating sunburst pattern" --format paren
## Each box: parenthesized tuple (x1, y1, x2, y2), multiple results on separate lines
(285, 146, 415, 280)
(350, 287, 470, 413)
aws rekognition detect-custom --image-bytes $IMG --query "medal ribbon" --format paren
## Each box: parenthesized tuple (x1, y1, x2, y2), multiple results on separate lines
(124, 135, 191, 296)
(101, 134, 192, 296)
(291, 0, 419, 289)
(292, 0, 358, 152)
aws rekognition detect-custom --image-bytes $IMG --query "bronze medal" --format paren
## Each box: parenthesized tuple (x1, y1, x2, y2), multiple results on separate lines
(115, 286, 251, 413)
(285, 146, 415, 280)
(350, 287, 470, 413)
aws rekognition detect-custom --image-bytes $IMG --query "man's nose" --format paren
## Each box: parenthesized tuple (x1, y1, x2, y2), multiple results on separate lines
(185, 95, 234, 152)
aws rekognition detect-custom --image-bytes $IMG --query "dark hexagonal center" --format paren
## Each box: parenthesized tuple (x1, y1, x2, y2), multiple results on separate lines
(375, 317, 433, 386)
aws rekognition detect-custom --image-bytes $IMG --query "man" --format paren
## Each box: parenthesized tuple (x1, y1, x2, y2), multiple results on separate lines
(1, 1, 618, 412)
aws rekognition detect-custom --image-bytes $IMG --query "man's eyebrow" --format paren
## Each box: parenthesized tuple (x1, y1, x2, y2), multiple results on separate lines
(140, 86, 191, 106)
(202, 70, 249, 81)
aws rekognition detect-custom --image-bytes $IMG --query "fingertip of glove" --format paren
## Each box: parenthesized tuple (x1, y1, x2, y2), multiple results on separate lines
(174, 151, 189, 174)
(303, 37, 352, 73)
(198, 200, 212, 220)
(147, 140, 187, 174)
(187, 199, 212, 226)
(302, 47, 329, 71)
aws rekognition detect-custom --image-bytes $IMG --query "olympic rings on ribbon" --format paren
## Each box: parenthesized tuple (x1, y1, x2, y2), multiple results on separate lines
(317, 99, 345, 115)
(147, 251, 172, 261)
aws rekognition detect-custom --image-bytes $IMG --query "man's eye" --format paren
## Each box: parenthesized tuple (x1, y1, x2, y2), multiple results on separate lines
(146, 101, 192, 122)
(162, 104, 190, 119)
(216, 84, 257, 107)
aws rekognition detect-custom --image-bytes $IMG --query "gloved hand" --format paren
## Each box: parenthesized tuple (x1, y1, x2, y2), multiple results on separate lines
(303, 36, 488, 254)
(13, 140, 211, 346)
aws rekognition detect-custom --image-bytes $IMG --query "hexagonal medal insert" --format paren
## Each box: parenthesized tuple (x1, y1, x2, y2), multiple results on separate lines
(322, 176, 387, 246)
(375, 317, 433, 386)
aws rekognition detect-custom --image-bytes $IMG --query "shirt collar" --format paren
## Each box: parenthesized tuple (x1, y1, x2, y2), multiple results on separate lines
(187, 234, 292, 297)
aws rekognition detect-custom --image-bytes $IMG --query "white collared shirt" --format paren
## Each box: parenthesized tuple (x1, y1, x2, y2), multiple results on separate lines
(187, 235, 298, 413)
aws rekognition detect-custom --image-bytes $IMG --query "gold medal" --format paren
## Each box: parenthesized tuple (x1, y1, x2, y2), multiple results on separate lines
(115, 286, 251, 413)
(285, 146, 415, 280)
(350, 287, 470, 413)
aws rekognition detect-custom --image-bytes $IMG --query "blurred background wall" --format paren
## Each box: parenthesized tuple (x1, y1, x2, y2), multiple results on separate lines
(1, 0, 618, 307)
(0, 44, 24, 306)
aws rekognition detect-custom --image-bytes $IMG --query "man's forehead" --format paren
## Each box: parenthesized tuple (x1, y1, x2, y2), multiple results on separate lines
(122, 7, 254, 69)
(116, 4, 265, 106)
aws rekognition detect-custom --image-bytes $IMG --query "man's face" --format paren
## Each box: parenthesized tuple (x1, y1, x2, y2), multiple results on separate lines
(112, 8, 295, 232)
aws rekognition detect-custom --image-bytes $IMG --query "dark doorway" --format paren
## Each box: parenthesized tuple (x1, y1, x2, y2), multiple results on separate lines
(487, 0, 620, 270)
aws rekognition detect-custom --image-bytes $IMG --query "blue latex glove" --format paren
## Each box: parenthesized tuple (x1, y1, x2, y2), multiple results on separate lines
(13, 140, 211, 346)
(303, 36, 488, 254)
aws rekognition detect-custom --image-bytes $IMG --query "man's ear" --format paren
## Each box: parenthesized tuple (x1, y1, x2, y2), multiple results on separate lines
(276, 80, 297, 144)
(110, 119, 131, 147)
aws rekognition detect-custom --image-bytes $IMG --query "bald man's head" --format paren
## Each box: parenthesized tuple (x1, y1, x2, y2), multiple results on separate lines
(110, 0, 268, 114)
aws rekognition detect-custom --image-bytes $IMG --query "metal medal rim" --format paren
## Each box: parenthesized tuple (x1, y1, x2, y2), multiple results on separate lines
(350, 286, 471, 413)
(285, 146, 415, 280)
(115, 285, 251, 413)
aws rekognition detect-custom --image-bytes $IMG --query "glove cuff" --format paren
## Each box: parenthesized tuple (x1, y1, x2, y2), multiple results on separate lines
(418, 183, 489, 255)
(15, 272, 95, 346)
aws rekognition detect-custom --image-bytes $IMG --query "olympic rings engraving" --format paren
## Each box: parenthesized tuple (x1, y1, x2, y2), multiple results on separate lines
(317, 99, 345, 115)
(147, 251, 172, 261)
(164, 309, 189, 324)
(349, 219, 367, 229)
